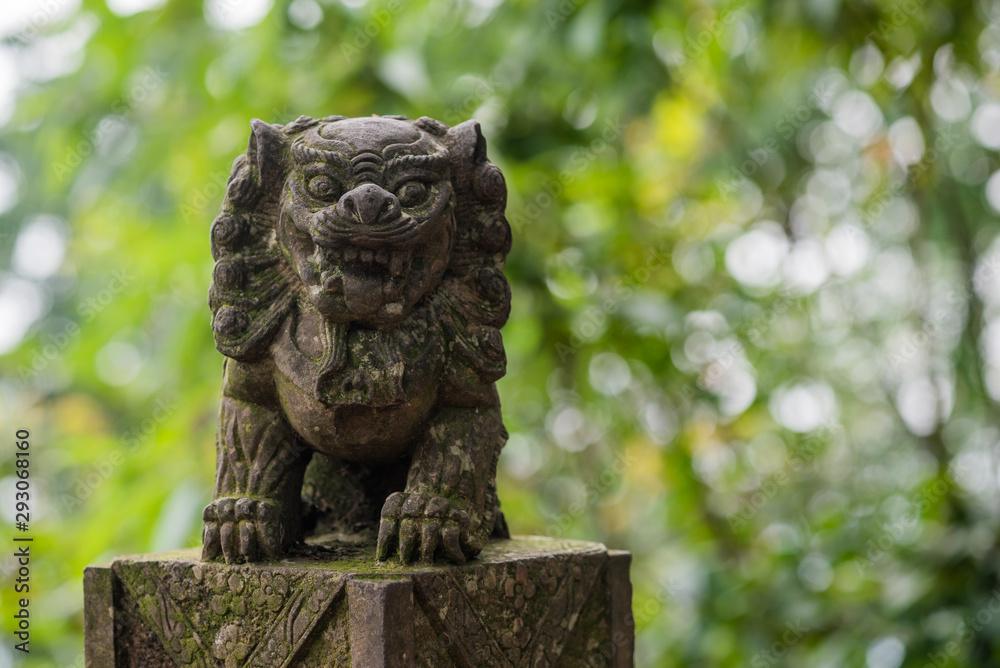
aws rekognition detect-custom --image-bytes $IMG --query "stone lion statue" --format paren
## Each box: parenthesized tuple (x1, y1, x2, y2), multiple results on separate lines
(202, 114, 511, 564)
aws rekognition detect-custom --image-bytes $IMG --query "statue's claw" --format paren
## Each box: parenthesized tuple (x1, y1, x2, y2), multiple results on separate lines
(201, 497, 285, 563)
(377, 492, 472, 564)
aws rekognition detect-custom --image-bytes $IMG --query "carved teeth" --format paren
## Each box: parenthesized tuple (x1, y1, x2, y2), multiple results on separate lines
(389, 251, 406, 276)
(334, 244, 407, 274)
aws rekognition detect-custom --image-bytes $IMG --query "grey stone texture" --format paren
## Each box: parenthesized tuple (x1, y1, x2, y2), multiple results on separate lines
(84, 536, 634, 667)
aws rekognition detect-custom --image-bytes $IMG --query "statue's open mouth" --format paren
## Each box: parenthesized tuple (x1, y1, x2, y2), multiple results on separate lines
(281, 179, 454, 324)
(317, 244, 414, 316)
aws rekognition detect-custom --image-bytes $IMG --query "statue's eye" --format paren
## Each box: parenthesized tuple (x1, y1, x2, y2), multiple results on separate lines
(307, 175, 341, 202)
(395, 181, 429, 208)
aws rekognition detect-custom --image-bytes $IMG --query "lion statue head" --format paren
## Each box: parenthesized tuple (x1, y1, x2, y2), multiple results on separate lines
(208, 114, 511, 403)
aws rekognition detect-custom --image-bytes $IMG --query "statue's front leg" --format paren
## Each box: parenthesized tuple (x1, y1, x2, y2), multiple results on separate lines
(377, 401, 506, 564)
(202, 396, 312, 563)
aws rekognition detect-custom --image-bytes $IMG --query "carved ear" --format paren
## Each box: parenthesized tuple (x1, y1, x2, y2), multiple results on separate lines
(247, 119, 288, 193)
(445, 121, 486, 185)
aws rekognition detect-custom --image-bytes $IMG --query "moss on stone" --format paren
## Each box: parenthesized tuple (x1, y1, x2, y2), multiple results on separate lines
(90, 535, 631, 666)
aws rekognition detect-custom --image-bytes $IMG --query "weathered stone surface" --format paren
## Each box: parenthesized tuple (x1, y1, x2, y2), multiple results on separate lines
(83, 564, 116, 668)
(607, 550, 635, 668)
(84, 536, 633, 667)
(347, 579, 414, 667)
(202, 114, 514, 566)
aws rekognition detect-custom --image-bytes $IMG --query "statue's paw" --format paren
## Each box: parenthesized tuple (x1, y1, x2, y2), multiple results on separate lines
(201, 497, 284, 564)
(377, 492, 473, 564)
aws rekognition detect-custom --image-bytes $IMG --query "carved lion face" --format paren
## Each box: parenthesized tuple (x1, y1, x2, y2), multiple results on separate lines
(277, 118, 454, 328)
(209, 114, 510, 365)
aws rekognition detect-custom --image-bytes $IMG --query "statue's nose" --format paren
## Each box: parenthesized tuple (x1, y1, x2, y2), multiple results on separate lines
(336, 183, 401, 226)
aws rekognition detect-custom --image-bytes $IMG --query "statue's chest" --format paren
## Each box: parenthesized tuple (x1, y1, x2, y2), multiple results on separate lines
(271, 309, 445, 460)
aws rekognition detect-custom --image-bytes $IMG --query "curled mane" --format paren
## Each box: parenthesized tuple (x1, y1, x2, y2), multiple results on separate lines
(208, 114, 512, 395)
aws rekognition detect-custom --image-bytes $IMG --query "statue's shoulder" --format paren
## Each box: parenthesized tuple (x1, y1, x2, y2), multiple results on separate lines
(220, 345, 280, 407)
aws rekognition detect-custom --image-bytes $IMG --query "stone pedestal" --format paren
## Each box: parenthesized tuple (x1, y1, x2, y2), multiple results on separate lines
(84, 536, 634, 667)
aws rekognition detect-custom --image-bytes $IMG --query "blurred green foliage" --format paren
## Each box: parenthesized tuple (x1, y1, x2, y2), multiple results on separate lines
(4, 0, 1000, 665)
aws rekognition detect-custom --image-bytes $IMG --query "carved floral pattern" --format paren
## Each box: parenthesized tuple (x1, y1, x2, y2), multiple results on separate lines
(115, 559, 344, 667)
(107, 540, 625, 667)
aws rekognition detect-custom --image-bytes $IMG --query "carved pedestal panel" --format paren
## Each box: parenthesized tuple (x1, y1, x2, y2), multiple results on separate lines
(84, 536, 634, 668)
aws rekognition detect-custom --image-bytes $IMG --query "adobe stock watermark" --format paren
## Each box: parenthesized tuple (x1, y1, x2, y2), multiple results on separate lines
(340, 0, 403, 63)
(59, 395, 179, 512)
(181, 167, 231, 224)
(544, 0, 585, 29)
(508, 116, 625, 234)
(699, 288, 802, 382)
(555, 244, 670, 362)
(852, 473, 955, 575)
(924, 588, 1000, 668)
(548, 449, 639, 538)
(443, 74, 502, 125)
(13, 0, 71, 40)
(750, 620, 809, 667)
(629, 578, 680, 627)
(842, 125, 967, 248)
(716, 88, 833, 197)
(884, 303, 962, 372)
(15, 267, 136, 384)
(728, 422, 840, 532)
(671, 0, 749, 69)
(874, 0, 923, 41)
(677, 288, 803, 413)
(53, 66, 169, 182)
(883, 250, 1000, 372)
(182, 107, 290, 224)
